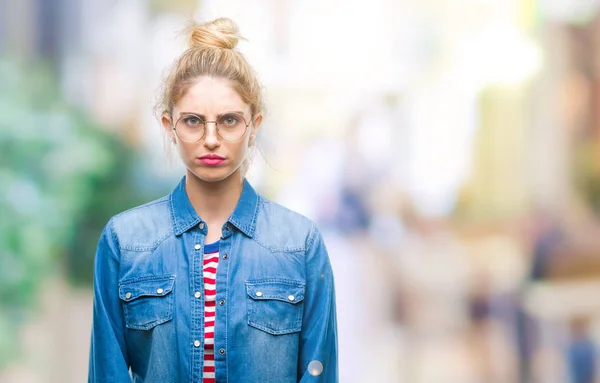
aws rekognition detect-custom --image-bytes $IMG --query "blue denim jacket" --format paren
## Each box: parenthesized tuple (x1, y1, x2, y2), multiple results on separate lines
(89, 177, 338, 382)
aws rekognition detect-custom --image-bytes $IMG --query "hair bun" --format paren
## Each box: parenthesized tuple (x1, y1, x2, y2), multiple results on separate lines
(188, 17, 241, 50)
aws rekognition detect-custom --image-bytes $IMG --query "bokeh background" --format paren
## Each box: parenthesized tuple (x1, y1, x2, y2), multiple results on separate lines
(2, 0, 600, 382)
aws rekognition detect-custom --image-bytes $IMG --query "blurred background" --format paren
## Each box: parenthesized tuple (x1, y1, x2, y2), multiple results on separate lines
(2, 0, 600, 382)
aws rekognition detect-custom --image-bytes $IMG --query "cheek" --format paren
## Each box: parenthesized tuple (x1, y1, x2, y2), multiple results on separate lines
(229, 142, 246, 156)
(176, 142, 195, 157)
(228, 143, 250, 164)
(241, 138, 253, 154)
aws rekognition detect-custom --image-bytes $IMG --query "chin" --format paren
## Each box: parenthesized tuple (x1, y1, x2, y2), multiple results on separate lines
(187, 166, 240, 184)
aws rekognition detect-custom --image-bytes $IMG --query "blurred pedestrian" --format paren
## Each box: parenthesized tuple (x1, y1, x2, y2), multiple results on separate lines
(567, 317, 596, 383)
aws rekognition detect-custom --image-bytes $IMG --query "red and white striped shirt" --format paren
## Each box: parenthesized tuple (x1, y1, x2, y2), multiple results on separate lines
(203, 241, 219, 383)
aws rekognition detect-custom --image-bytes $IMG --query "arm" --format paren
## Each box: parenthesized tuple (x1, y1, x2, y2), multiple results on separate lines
(88, 220, 131, 382)
(298, 225, 338, 382)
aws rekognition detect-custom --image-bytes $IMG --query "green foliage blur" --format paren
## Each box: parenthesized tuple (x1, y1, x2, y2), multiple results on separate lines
(0, 59, 150, 368)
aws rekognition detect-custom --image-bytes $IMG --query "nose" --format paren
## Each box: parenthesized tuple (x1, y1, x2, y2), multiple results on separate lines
(203, 121, 220, 148)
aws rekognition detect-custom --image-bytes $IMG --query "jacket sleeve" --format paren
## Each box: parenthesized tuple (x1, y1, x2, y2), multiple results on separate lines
(298, 225, 338, 382)
(89, 220, 131, 382)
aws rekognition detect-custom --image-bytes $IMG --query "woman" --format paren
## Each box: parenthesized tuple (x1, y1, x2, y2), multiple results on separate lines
(89, 17, 338, 383)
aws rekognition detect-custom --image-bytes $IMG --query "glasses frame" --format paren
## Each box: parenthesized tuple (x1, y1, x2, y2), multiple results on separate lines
(172, 112, 252, 143)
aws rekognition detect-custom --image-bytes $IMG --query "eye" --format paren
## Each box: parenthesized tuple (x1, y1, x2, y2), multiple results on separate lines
(220, 114, 241, 126)
(183, 116, 203, 126)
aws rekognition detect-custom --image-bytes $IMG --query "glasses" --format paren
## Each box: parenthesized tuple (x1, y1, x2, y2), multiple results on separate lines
(172, 112, 251, 142)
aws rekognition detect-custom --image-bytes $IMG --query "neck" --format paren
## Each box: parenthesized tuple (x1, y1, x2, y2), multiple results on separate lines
(185, 169, 244, 224)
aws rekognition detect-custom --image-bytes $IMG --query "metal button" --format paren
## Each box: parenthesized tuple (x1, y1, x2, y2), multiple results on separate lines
(219, 299, 226, 306)
(125, 292, 132, 299)
(219, 348, 225, 355)
(223, 253, 229, 259)
(288, 295, 295, 302)
(156, 288, 164, 294)
(199, 222, 205, 229)
(225, 225, 230, 231)
(194, 244, 201, 250)
(255, 291, 263, 297)
(308, 360, 324, 376)
(194, 340, 201, 348)
(194, 291, 202, 299)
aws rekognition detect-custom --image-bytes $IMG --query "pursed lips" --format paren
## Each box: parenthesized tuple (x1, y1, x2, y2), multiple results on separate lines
(197, 154, 226, 166)
(198, 154, 225, 160)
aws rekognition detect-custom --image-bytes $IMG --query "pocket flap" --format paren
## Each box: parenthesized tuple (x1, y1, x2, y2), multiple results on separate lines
(118, 276, 175, 302)
(246, 280, 305, 304)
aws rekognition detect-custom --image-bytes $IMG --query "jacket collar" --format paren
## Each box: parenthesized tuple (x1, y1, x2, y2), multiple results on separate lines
(170, 176, 259, 237)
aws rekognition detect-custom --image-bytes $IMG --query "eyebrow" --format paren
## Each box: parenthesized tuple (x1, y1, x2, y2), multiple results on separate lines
(179, 111, 245, 118)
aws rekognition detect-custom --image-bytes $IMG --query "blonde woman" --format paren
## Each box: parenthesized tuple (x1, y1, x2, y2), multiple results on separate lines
(88, 18, 338, 383)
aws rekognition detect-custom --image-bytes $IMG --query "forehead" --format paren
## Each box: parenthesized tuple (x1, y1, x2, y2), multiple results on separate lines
(175, 76, 247, 115)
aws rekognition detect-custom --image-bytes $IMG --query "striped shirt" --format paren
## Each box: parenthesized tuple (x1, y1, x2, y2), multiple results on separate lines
(203, 241, 219, 383)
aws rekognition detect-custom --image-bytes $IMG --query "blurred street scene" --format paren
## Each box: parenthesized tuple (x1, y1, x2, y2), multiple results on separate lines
(2, 0, 600, 382)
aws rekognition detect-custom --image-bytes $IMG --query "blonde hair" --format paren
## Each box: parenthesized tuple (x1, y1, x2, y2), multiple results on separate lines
(158, 18, 264, 117)
(157, 18, 265, 175)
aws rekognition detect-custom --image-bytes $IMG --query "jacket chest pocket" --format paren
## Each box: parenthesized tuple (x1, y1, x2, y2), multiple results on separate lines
(118, 275, 175, 331)
(245, 280, 305, 335)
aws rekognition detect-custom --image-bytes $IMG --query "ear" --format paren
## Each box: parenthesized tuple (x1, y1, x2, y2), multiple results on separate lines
(161, 114, 177, 144)
(249, 114, 262, 145)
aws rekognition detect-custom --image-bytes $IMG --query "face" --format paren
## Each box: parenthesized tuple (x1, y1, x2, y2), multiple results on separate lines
(162, 76, 262, 184)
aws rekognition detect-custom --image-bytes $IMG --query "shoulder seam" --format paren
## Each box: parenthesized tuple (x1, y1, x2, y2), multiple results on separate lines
(305, 222, 319, 252)
(119, 229, 175, 252)
(110, 195, 172, 252)
(104, 217, 121, 262)
(251, 236, 306, 253)
(252, 197, 318, 253)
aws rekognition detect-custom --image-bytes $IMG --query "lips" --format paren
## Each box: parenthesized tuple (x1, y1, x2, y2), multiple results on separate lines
(199, 154, 225, 160)
(197, 154, 226, 166)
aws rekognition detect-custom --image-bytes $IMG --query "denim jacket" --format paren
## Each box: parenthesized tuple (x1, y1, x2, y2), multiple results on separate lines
(88, 177, 338, 382)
